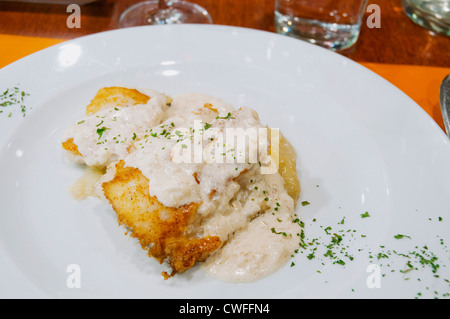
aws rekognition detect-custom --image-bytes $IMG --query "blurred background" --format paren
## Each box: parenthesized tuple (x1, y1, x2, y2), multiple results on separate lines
(0, 0, 448, 66)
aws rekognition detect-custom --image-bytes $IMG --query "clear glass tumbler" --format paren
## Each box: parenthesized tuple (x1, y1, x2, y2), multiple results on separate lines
(402, 0, 450, 36)
(275, 0, 368, 51)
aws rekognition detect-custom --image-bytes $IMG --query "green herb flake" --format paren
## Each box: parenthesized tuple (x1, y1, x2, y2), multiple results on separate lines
(0, 85, 31, 118)
(394, 234, 411, 240)
(271, 227, 287, 237)
(360, 211, 371, 218)
(216, 112, 235, 120)
(96, 127, 110, 139)
(301, 201, 310, 206)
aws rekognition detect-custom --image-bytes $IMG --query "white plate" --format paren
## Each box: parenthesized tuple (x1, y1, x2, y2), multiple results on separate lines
(1, 25, 450, 299)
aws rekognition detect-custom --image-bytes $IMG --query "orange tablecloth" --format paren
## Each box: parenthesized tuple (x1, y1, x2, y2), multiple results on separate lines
(1, 34, 448, 131)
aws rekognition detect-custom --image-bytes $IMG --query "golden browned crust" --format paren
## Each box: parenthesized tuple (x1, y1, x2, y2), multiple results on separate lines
(62, 138, 81, 156)
(62, 87, 151, 157)
(278, 134, 301, 205)
(270, 132, 301, 205)
(162, 236, 222, 279)
(203, 103, 218, 113)
(101, 160, 221, 278)
(85, 87, 150, 116)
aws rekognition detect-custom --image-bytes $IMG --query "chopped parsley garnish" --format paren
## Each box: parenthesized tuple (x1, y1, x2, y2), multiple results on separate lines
(0, 85, 30, 118)
(394, 234, 411, 240)
(96, 127, 110, 139)
(301, 201, 310, 206)
(216, 112, 235, 120)
(360, 211, 370, 218)
(271, 227, 287, 237)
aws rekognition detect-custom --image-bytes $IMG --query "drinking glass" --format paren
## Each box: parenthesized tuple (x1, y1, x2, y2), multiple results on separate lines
(118, 0, 212, 28)
(402, 0, 450, 36)
(275, 0, 368, 51)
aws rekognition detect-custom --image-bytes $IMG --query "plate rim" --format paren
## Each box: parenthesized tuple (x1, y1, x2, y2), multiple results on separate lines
(1, 24, 450, 299)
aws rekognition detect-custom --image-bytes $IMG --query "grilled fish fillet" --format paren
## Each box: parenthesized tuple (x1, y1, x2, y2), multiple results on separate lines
(85, 87, 151, 116)
(61, 87, 152, 158)
(101, 160, 222, 279)
(62, 87, 301, 280)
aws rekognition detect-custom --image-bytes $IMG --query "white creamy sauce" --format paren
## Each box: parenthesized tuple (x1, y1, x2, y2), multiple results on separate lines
(64, 89, 301, 283)
(62, 89, 168, 167)
(201, 173, 300, 282)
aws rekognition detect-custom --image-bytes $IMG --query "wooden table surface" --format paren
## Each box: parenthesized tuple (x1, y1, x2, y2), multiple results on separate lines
(0, 0, 449, 67)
